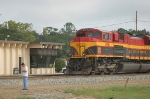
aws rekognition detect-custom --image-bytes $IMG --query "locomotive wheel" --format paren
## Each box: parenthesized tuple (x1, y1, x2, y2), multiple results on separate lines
(108, 68, 115, 75)
(109, 71, 114, 75)
(90, 72, 95, 75)
(100, 72, 104, 75)
(147, 70, 150, 73)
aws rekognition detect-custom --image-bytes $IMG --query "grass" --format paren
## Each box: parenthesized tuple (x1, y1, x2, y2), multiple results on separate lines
(64, 86, 150, 99)
(13, 97, 35, 99)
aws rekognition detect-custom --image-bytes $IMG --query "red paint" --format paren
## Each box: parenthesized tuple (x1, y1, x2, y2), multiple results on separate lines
(72, 28, 146, 46)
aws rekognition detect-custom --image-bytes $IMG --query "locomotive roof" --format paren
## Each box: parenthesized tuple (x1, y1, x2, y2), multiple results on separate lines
(130, 36, 143, 40)
(77, 28, 114, 33)
(77, 28, 100, 31)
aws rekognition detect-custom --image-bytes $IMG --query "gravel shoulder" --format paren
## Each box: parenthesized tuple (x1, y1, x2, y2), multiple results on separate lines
(0, 75, 150, 99)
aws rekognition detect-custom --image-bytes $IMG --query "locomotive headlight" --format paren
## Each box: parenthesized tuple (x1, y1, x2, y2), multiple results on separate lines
(82, 53, 85, 56)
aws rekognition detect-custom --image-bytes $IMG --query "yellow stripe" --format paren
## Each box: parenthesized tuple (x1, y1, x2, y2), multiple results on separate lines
(71, 41, 150, 49)
(70, 41, 150, 57)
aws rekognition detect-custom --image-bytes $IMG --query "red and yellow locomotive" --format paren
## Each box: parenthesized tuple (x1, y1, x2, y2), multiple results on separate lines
(66, 28, 150, 75)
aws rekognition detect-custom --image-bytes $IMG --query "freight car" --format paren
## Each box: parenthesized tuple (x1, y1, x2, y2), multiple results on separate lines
(66, 28, 150, 75)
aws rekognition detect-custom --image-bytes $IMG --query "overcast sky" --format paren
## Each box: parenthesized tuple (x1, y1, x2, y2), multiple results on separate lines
(0, 0, 150, 33)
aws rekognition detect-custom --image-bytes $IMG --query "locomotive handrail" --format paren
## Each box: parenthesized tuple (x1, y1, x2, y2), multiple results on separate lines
(87, 49, 95, 55)
(87, 49, 92, 54)
(89, 49, 95, 55)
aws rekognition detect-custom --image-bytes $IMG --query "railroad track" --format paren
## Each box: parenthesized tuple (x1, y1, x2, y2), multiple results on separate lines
(0, 73, 149, 80)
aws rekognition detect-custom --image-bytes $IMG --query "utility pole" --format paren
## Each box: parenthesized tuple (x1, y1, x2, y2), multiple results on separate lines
(136, 11, 137, 34)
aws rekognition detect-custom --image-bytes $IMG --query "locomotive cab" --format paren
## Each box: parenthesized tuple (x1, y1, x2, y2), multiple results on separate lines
(70, 28, 103, 57)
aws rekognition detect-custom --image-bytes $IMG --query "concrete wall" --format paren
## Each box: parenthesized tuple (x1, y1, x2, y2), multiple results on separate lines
(30, 68, 55, 74)
(0, 43, 30, 75)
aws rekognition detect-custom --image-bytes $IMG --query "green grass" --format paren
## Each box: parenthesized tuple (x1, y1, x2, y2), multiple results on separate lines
(13, 97, 35, 99)
(64, 86, 150, 99)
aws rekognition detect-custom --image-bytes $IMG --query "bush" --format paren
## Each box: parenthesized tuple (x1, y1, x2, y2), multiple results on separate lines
(55, 58, 66, 72)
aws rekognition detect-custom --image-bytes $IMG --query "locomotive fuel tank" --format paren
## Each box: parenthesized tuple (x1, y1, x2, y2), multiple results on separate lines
(117, 63, 150, 73)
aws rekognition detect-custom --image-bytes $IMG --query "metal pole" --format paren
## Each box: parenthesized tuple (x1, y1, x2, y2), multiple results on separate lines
(136, 11, 137, 34)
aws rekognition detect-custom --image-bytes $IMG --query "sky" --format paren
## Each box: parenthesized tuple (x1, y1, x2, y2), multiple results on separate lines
(0, 0, 150, 33)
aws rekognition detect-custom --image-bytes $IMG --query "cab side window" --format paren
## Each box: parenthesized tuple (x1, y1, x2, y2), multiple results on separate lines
(88, 32, 100, 37)
(119, 33, 124, 40)
(103, 33, 111, 40)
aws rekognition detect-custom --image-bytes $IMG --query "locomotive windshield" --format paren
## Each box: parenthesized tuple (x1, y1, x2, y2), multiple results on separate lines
(88, 32, 100, 37)
(76, 32, 100, 37)
(77, 33, 86, 37)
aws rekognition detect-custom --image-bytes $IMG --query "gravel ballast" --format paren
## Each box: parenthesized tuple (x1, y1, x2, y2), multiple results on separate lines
(0, 74, 150, 99)
(0, 75, 150, 86)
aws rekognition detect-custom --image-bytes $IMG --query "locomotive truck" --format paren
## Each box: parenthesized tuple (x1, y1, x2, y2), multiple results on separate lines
(66, 28, 150, 75)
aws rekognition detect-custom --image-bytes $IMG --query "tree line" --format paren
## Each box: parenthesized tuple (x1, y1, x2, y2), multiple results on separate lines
(0, 20, 150, 58)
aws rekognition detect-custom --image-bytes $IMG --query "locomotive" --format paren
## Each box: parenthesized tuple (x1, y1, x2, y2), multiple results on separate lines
(66, 28, 150, 75)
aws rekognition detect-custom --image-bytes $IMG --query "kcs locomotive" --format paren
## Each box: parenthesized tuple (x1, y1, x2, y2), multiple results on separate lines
(66, 28, 150, 75)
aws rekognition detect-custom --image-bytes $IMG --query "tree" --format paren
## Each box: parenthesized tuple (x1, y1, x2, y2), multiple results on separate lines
(64, 22, 76, 33)
(117, 28, 128, 33)
(55, 58, 66, 72)
(0, 20, 36, 42)
(59, 28, 65, 33)
(42, 27, 59, 42)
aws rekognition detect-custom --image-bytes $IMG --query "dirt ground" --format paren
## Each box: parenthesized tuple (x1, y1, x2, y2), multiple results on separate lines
(0, 80, 150, 99)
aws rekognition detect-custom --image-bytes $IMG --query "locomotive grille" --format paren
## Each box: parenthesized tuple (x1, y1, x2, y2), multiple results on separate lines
(114, 45, 124, 56)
